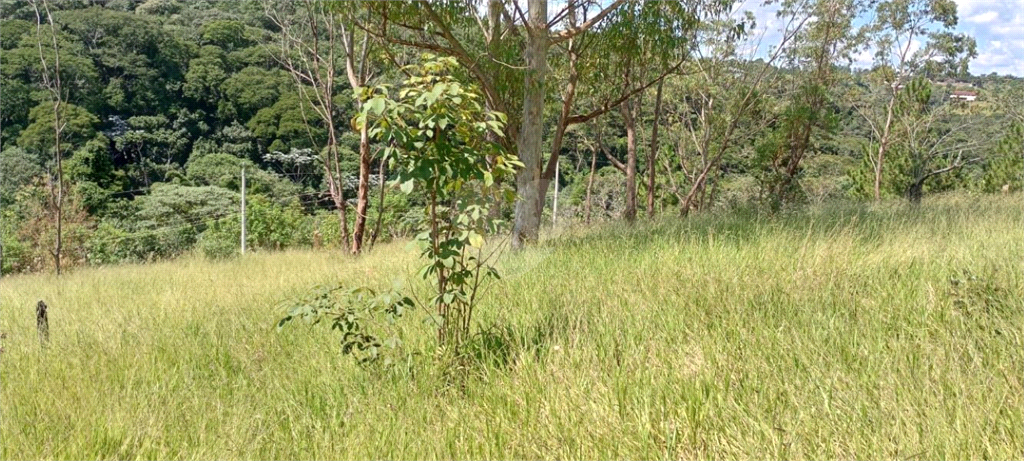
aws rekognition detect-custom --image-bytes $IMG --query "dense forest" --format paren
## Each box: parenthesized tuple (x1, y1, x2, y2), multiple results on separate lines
(1, 0, 1021, 274)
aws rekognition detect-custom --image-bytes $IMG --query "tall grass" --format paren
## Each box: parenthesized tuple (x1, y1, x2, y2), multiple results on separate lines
(2, 193, 1021, 459)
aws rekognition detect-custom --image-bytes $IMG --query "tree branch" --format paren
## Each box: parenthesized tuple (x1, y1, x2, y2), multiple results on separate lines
(566, 60, 683, 126)
(550, 0, 626, 45)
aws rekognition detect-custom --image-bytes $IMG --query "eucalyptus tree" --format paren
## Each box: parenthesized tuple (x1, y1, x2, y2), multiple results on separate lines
(754, 0, 861, 208)
(661, 1, 808, 215)
(356, 0, 636, 247)
(265, 0, 381, 254)
(854, 0, 976, 201)
(646, 79, 665, 217)
(552, 0, 695, 223)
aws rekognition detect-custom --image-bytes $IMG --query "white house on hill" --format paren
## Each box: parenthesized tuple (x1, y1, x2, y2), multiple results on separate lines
(950, 90, 978, 102)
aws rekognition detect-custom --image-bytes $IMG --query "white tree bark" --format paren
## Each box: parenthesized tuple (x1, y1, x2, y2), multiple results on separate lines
(512, 0, 549, 248)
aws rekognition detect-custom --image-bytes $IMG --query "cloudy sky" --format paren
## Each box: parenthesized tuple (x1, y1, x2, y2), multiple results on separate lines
(953, 0, 1024, 76)
(733, 0, 1023, 77)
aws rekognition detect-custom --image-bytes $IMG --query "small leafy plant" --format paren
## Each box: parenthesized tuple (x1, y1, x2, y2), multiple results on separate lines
(948, 268, 1011, 317)
(278, 55, 520, 363)
(278, 283, 415, 364)
(357, 55, 521, 353)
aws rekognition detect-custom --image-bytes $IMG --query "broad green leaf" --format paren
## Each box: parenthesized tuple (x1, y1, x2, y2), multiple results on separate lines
(468, 231, 484, 248)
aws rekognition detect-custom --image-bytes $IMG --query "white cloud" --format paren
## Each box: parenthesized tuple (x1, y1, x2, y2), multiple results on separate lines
(954, 0, 1024, 75)
(966, 11, 998, 24)
(735, 0, 1024, 76)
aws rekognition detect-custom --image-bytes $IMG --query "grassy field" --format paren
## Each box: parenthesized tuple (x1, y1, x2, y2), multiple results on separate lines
(1, 193, 1021, 459)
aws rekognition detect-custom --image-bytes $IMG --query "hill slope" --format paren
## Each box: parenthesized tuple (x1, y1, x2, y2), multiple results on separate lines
(1, 193, 1021, 459)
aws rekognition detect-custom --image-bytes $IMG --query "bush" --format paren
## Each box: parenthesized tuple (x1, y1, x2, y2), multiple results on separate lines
(0, 208, 29, 274)
(10, 180, 94, 273)
(197, 194, 313, 259)
(84, 221, 135, 265)
(186, 153, 302, 200)
(198, 219, 240, 259)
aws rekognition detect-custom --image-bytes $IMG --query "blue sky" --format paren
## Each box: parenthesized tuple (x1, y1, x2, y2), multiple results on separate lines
(733, 0, 1024, 77)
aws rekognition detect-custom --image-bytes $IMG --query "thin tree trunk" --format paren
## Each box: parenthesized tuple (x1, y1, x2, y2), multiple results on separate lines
(483, 0, 504, 222)
(681, 161, 716, 216)
(620, 101, 638, 223)
(873, 92, 898, 202)
(340, 8, 375, 255)
(352, 123, 371, 254)
(370, 159, 386, 247)
(647, 79, 664, 218)
(33, 0, 64, 275)
(585, 145, 596, 224)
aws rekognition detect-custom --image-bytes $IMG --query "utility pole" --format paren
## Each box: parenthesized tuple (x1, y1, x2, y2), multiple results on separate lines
(240, 167, 247, 255)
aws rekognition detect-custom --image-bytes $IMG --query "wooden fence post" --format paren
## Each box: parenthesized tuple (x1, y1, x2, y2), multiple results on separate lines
(36, 300, 49, 346)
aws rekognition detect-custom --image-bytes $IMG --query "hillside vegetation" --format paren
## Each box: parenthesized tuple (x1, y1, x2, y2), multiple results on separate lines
(3, 0, 1022, 274)
(1, 193, 1021, 459)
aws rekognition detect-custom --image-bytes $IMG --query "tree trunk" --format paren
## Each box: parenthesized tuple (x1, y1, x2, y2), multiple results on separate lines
(620, 101, 638, 223)
(874, 88, 898, 202)
(537, 2, 578, 219)
(351, 123, 371, 254)
(906, 180, 923, 205)
(512, 0, 548, 249)
(681, 161, 715, 216)
(585, 145, 596, 224)
(34, 0, 64, 275)
(370, 158, 386, 248)
(324, 144, 350, 247)
(647, 79, 664, 218)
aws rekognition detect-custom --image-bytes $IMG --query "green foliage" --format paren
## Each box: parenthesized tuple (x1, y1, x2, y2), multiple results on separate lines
(278, 284, 415, 364)
(219, 67, 286, 122)
(565, 166, 628, 220)
(135, 183, 236, 227)
(247, 91, 324, 153)
(97, 183, 240, 260)
(17, 102, 99, 156)
(7, 180, 94, 273)
(185, 153, 301, 200)
(183, 45, 229, 107)
(66, 137, 126, 213)
(0, 208, 29, 274)
(113, 115, 190, 184)
(55, 6, 188, 114)
(367, 189, 420, 242)
(0, 77, 33, 145)
(981, 122, 1023, 192)
(200, 20, 255, 52)
(83, 220, 143, 266)
(0, 22, 102, 109)
(279, 55, 521, 364)
(870, 0, 976, 79)
(198, 195, 312, 259)
(0, 146, 43, 206)
(359, 55, 521, 352)
(850, 78, 978, 201)
(0, 0, 1017, 275)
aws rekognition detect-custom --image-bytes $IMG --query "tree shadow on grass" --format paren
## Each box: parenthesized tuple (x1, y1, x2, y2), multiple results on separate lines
(461, 307, 586, 372)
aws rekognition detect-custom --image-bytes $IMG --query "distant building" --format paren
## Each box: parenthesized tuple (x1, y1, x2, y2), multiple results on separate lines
(950, 90, 978, 102)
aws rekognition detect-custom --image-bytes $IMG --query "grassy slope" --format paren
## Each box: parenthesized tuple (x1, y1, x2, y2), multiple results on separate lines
(1, 194, 1021, 459)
